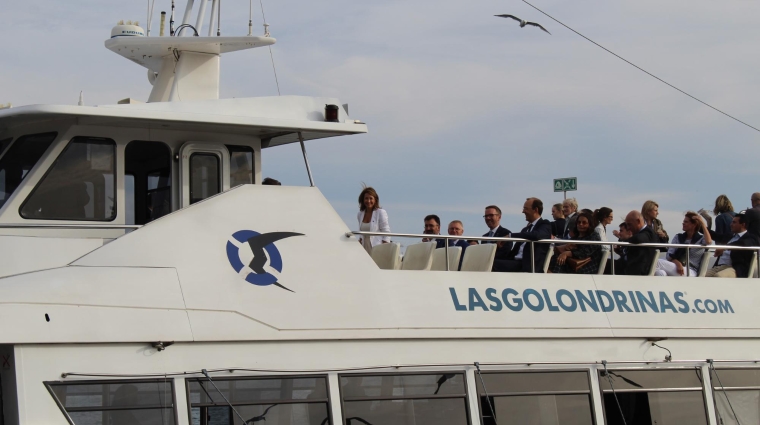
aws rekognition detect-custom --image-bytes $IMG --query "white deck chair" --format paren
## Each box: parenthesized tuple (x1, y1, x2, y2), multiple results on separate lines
(647, 251, 659, 276)
(697, 249, 714, 277)
(370, 243, 401, 270)
(543, 248, 554, 273)
(597, 251, 610, 275)
(460, 244, 496, 272)
(431, 247, 463, 271)
(748, 254, 758, 278)
(401, 242, 436, 271)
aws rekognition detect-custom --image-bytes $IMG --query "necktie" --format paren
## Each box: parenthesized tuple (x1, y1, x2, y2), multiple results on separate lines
(526, 224, 533, 233)
(488, 230, 494, 237)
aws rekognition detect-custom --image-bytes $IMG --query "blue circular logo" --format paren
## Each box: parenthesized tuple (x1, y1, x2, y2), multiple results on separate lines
(225, 230, 303, 291)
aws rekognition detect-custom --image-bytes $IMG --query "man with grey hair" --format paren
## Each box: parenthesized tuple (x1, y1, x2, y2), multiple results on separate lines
(561, 198, 579, 239)
(622, 210, 659, 275)
(752, 193, 760, 210)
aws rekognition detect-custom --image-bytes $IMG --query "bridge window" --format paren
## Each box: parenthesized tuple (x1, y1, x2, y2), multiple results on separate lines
(227, 145, 254, 186)
(711, 368, 760, 424)
(189, 153, 220, 204)
(21, 136, 116, 221)
(0, 132, 57, 211)
(46, 379, 175, 425)
(476, 370, 593, 425)
(599, 368, 707, 425)
(186, 375, 330, 425)
(0, 137, 11, 157)
(340, 373, 469, 425)
(125, 141, 172, 224)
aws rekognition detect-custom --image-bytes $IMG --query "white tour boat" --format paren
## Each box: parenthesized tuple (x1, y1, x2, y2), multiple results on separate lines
(1, 2, 759, 425)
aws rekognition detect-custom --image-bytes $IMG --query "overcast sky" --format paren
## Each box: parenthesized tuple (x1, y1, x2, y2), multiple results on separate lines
(3, 0, 759, 243)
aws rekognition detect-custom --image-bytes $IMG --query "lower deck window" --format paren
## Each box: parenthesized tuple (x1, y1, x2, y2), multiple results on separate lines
(340, 373, 469, 425)
(599, 369, 708, 425)
(711, 368, 760, 424)
(476, 371, 594, 425)
(46, 379, 175, 425)
(187, 376, 330, 425)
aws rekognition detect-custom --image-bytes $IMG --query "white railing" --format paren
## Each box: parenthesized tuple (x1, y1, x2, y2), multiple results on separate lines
(348, 230, 760, 276)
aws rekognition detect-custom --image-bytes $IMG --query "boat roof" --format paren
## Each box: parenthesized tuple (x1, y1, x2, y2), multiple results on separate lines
(0, 96, 368, 147)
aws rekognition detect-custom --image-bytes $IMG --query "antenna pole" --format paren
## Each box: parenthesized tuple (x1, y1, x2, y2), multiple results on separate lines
(146, 0, 155, 36)
(170, 0, 175, 35)
(159, 11, 166, 36)
(208, 0, 219, 36)
(195, 0, 209, 35)
(179, 0, 195, 35)
(247, 0, 253, 36)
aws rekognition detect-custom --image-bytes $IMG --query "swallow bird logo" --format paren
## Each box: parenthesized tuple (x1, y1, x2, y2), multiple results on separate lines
(226, 230, 304, 292)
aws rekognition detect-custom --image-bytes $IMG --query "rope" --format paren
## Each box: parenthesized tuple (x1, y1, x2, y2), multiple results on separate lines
(602, 361, 628, 425)
(709, 360, 741, 425)
(521, 0, 760, 134)
(474, 362, 498, 425)
(259, 0, 281, 95)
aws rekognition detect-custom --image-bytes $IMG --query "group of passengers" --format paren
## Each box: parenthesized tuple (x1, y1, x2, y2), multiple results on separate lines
(357, 186, 760, 278)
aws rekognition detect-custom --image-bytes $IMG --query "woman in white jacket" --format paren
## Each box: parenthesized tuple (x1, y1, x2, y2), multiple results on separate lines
(357, 186, 391, 253)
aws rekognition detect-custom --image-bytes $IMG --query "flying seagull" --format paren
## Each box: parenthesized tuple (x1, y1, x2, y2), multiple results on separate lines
(495, 14, 551, 34)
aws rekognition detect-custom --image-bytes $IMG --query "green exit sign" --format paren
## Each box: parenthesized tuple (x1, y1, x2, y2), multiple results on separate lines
(553, 177, 577, 192)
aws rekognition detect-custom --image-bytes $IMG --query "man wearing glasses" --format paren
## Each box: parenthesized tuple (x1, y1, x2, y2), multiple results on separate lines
(482, 205, 512, 266)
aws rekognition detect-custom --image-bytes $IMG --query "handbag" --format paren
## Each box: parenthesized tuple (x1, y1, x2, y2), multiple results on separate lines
(566, 256, 592, 272)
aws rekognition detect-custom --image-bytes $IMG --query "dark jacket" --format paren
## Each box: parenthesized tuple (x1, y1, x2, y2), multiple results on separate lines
(483, 226, 512, 261)
(509, 218, 553, 273)
(551, 219, 566, 237)
(623, 225, 658, 276)
(730, 209, 760, 278)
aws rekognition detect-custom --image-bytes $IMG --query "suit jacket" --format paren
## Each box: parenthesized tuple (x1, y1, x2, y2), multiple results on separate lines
(623, 226, 658, 276)
(564, 213, 578, 239)
(730, 233, 760, 278)
(483, 226, 512, 261)
(508, 218, 552, 273)
(436, 239, 469, 250)
(551, 219, 566, 237)
(356, 208, 390, 246)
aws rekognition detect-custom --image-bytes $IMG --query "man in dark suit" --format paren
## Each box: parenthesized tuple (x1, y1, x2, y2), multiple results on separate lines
(481, 205, 512, 263)
(729, 208, 760, 278)
(493, 198, 552, 273)
(550, 202, 566, 237)
(622, 210, 659, 275)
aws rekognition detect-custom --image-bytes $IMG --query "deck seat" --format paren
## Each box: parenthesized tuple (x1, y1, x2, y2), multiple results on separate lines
(543, 247, 554, 273)
(401, 242, 436, 271)
(597, 251, 610, 275)
(371, 243, 401, 270)
(647, 251, 659, 276)
(460, 244, 496, 272)
(431, 247, 463, 271)
(697, 249, 714, 277)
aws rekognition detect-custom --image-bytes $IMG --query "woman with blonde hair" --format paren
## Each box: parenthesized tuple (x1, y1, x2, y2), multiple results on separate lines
(642, 200, 669, 249)
(356, 186, 390, 254)
(713, 194, 736, 237)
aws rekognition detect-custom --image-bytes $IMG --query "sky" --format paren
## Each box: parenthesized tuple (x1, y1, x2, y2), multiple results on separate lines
(2, 0, 760, 246)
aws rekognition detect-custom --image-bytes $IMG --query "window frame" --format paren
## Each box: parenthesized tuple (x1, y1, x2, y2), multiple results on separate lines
(710, 367, 760, 422)
(338, 371, 471, 425)
(184, 374, 333, 425)
(0, 131, 58, 212)
(188, 152, 221, 205)
(178, 143, 230, 208)
(474, 369, 596, 425)
(226, 145, 255, 186)
(597, 367, 709, 425)
(44, 378, 178, 425)
(19, 136, 117, 222)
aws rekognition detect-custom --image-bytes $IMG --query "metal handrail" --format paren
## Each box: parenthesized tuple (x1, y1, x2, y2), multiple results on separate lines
(347, 230, 760, 276)
(0, 224, 142, 230)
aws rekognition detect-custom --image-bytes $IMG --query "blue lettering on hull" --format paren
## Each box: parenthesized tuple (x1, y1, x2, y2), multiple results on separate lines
(449, 288, 735, 314)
